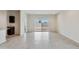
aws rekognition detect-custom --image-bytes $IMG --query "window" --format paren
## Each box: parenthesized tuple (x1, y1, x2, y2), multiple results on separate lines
(33, 17, 48, 25)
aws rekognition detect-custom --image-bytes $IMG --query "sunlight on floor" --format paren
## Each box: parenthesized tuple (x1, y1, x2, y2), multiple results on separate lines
(0, 32, 79, 49)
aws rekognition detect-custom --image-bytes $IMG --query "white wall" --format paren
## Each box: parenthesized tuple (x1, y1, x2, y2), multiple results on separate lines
(27, 14, 57, 32)
(20, 10, 27, 36)
(0, 10, 7, 29)
(7, 11, 20, 35)
(58, 11, 79, 43)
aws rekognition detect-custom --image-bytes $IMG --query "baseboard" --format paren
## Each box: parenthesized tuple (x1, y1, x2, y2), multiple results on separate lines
(59, 32, 79, 47)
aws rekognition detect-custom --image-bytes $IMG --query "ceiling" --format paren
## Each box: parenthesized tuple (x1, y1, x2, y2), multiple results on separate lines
(25, 10, 61, 14)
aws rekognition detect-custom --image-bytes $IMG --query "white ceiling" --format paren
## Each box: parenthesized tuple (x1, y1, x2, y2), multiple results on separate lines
(25, 10, 61, 14)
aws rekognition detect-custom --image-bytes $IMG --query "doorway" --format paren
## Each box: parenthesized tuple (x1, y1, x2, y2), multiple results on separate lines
(33, 16, 48, 32)
(27, 14, 50, 32)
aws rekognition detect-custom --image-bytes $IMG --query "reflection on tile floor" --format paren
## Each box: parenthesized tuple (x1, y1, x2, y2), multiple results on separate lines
(0, 32, 79, 49)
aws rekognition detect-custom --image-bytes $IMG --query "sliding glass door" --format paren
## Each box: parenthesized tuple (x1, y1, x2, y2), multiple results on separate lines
(33, 17, 48, 32)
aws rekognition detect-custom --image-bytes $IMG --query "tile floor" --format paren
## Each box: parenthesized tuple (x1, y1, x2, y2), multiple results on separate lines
(0, 32, 79, 49)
